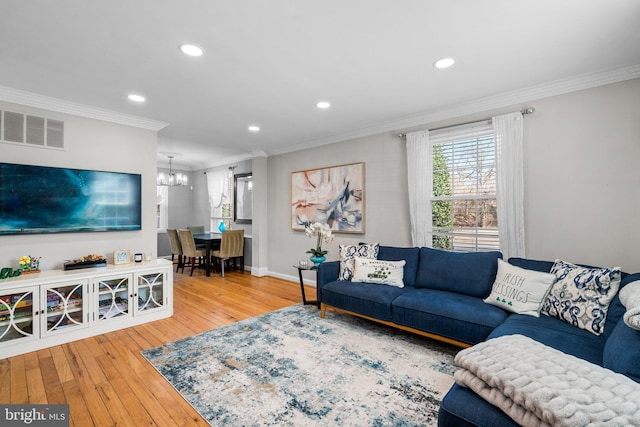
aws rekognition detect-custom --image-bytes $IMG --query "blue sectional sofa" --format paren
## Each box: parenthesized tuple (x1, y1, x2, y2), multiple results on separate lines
(316, 245, 640, 427)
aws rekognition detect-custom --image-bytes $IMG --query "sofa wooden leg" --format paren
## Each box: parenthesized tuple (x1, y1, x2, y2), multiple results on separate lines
(320, 304, 326, 318)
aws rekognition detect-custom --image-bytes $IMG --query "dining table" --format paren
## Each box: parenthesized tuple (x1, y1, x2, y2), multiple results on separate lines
(192, 232, 221, 276)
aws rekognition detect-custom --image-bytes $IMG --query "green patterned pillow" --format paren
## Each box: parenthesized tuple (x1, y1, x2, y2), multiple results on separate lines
(352, 258, 406, 288)
(541, 259, 621, 335)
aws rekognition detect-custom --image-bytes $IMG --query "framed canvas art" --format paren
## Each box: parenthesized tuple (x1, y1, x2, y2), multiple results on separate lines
(291, 162, 365, 234)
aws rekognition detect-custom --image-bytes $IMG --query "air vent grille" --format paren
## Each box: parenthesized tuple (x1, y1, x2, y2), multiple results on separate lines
(1, 109, 64, 149)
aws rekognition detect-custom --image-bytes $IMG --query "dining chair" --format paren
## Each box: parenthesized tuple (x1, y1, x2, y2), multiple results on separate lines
(167, 228, 183, 273)
(188, 225, 205, 235)
(188, 225, 207, 250)
(178, 229, 206, 276)
(211, 230, 244, 277)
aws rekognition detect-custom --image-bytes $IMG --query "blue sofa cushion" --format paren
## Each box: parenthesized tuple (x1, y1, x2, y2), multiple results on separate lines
(438, 383, 519, 427)
(415, 247, 502, 297)
(391, 289, 509, 345)
(321, 281, 411, 321)
(508, 257, 554, 273)
(377, 246, 420, 287)
(487, 313, 605, 365)
(603, 320, 640, 382)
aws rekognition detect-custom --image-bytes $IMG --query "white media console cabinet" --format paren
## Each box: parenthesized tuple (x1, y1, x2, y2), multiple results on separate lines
(0, 259, 173, 359)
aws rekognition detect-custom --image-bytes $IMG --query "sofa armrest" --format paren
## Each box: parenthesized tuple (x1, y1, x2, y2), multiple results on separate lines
(621, 272, 640, 286)
(604, 272, 640, 339)
(316, 261, 340, 302)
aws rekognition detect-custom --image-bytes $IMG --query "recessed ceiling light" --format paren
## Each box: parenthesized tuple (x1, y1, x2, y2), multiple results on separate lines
(127, 94, 145, 102)
(316, 101, 331, 109)
(179, 44, 204, 57)
(433, 57, 455, 69)
(248, 125, 260, 132)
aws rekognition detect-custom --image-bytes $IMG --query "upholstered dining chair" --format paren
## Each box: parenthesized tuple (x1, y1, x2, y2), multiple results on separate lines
(187, 225, 205, 235)
(167, 228, 183, 273)
(178, 229, 206, 276)
(211, 229, 244, 277)
(188, 225, 207, 250)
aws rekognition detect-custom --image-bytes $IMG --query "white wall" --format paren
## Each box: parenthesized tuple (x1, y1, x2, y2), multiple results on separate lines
(251, 156, 268, 276)
(0, 101, 158, 270)
(266, 78, 640, 282)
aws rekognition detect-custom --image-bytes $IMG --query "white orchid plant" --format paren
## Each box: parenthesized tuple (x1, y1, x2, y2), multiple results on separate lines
(305, 222, 334, 257)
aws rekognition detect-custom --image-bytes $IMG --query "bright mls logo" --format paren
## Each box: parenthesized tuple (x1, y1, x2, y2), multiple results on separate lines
(0, 405, 69, 426)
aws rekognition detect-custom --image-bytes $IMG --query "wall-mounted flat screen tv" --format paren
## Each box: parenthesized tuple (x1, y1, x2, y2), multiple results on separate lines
(0, 162, 142, 235)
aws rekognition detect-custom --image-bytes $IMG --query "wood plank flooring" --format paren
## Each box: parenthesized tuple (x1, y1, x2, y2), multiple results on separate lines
(0, 267, 314, 426)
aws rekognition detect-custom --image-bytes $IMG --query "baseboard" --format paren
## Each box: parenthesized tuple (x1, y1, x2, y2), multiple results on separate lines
(269, 270, 317, 287)
(251, 266, 269, 277)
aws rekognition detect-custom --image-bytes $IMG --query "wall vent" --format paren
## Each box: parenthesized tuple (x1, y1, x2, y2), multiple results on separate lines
(1, 109, 64, 149)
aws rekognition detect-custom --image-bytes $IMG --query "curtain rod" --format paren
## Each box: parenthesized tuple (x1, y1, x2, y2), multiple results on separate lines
(397, 107, 535, 138)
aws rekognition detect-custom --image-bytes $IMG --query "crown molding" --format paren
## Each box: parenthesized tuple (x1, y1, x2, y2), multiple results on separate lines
(197, 150, 269, 170)
(0, 86, 169, 131)
(269, 64, 640, 156)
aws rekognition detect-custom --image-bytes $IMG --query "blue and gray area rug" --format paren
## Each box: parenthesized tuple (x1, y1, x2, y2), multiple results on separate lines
(141, 304, 458, 426)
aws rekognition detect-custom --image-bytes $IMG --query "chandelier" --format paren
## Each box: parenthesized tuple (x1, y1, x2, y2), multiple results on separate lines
(157, 155, 188, 186)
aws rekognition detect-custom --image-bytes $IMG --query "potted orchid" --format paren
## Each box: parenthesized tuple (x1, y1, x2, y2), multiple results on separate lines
(305, 222, 333, 267)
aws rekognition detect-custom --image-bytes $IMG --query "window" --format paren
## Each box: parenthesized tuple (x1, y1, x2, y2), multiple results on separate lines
(430, 122, 499, 251)
(206, 168, 234, 231)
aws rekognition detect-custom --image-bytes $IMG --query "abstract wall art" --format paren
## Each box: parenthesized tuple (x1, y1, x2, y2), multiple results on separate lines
(291, 162, 365, 234)
(0, 162, 142, 235)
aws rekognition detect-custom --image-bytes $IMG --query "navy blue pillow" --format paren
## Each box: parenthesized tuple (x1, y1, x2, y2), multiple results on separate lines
(415, 247, 502, 297)
(377, 246, 420, 287)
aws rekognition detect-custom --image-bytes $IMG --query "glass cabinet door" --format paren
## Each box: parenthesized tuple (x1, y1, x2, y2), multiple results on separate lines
(42, 280, 88, 335)
(0, 287, 38, 344)
(135, 271, 166, 315)
(96, 275, 131, 321)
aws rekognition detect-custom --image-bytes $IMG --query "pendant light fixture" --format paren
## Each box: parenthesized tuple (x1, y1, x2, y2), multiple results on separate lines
(157, 155, 188, 186)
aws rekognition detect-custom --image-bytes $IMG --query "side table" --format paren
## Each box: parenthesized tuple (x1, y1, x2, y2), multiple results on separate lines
(293, 264, 319, 307)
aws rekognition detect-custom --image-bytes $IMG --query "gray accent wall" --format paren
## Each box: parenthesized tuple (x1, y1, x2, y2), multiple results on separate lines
(266, 78, 640, 283)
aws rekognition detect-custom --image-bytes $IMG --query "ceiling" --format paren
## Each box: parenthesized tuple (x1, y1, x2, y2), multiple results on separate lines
(1, 1, 639, 170)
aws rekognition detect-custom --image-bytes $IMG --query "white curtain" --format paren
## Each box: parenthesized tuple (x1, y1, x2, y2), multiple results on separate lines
(206, 169, 229, 219)
(406, 130, 432, 247)
(493, 112, 525, 259)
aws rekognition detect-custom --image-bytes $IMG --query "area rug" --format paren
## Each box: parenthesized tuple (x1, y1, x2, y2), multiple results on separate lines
(141, 304, 458, 426)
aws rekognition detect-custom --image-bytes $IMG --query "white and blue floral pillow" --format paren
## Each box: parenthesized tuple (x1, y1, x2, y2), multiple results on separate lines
(338, 243, 379, 281)
(541, 259, 621, 336)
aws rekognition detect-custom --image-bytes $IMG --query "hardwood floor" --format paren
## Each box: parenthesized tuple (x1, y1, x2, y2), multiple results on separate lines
(0, 267, 314, 426)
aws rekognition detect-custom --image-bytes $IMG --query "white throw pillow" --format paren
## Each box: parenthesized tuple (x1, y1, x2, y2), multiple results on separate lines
(352, 258, 406, 288)
(484, 259, 556, 317)
(338, 243, 379, 281)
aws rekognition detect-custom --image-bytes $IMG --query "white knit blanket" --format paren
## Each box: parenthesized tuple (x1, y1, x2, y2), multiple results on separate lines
(454, 335, 640, 426)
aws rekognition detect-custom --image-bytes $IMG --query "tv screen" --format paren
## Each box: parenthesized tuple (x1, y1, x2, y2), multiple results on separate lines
(0, 162, 142, 235)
